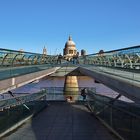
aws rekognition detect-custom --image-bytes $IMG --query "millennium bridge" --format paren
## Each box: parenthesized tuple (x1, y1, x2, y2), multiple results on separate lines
(0, 45, 140, 140)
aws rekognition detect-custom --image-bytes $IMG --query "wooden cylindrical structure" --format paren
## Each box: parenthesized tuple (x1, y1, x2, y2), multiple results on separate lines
(64, 76, 79, 102)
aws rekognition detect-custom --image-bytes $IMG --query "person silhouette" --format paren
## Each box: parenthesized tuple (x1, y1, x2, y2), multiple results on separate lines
(57, 53, 63, 64)
(81, 88, 87, 101)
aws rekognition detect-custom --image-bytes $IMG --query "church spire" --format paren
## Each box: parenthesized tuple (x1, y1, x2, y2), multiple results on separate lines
(43, 46, 47, 55)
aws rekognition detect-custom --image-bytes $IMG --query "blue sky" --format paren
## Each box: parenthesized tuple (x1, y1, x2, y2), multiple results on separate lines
(0, 0, 140, 54)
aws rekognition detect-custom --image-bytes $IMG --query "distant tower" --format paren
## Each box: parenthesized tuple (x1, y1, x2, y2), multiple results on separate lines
(19, 49, 24, 52)
(63, 35, 77, 60)
(19, 49, 24, 54)
(81, 49, 86, 56)
(43, 46, 47, 55)
(98, 50, 104, 56)
(99, 50, 104, 54)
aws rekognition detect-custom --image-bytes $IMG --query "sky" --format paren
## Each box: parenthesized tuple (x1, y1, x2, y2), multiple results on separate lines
(0, 0, 140, 54)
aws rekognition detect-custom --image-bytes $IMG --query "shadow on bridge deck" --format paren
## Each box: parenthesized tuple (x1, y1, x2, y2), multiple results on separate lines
(2, 101, 118, 140)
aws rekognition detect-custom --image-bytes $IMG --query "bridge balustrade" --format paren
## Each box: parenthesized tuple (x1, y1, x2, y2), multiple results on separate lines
(0, 48, 58, 67)
(87, 89, 140, 140)
(44, 87, 96, 101)
(0, 90, 47, 137)
(0, 90, 47, 110)
(79, 45, 140, 69)
(0, 48, 62, 81)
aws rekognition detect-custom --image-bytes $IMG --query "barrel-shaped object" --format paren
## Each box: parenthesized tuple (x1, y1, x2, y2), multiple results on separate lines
(64, 76, 79, 101)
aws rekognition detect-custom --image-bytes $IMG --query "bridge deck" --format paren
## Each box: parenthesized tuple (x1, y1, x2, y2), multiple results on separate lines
(2, 102, 117, 140)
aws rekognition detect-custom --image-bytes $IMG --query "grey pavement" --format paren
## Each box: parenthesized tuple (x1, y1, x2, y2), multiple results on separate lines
(2, 102, 118, 140)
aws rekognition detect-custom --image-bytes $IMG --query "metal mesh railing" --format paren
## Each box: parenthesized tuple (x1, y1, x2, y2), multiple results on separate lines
(87, 89, 140, 140)
(0, 89, 48, 135)
(79, 45, 140, 70)
(0, 90, 47, 110)
(43, 87, 96, 101)
(0, 48, 58, 67)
